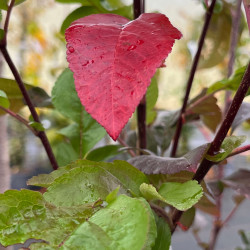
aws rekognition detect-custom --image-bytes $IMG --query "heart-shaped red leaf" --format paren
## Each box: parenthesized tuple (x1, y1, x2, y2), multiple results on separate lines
(66, 13, 182, 140)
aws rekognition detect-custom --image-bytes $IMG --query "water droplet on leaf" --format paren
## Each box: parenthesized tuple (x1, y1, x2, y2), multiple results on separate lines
(68, 46, 75, 53)
(136, 40, 144, 45)
(82, 61, 89, 66)
(127, 45, 137, 51)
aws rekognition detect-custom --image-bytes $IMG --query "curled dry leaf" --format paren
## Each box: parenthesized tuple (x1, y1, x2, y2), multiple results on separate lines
(128, 144, 209, 175)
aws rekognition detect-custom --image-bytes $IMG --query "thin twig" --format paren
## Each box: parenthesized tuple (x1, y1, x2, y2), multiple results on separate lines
(221, 202, 243, 227)
(171, 0, 217, 157)
(194, 61, 250, 182)
(0, 4, 58, 170)
(171, 61, 250, 232)
(209, 164, 224, 250)
(0, 0, 15, 47)
(209, 221, 222, 250)
(150, 203, 174, 231)
(0, 105, 38, 135)
(0, 47, 58, 170)
(185, 91, 219, 115)
(192, 229, 207, 249)
(210, 196, 243, 249)
(227, 144, 250, 158)
(134, 0, 147, 151)
(117, 137, 136, 157)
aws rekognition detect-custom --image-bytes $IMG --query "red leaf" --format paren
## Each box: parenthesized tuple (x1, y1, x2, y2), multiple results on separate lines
(66, 13, 182, 140)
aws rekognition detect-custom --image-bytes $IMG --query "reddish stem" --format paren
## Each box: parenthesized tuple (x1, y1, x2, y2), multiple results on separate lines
(0, 106, 38, 135)
(134, 0, 147, 151)
(0, 0, 15, 47)
(171, 61, 250, 232)
(117, 137, 136, 157)
(0, 2, 58, 170)
(171, 0, 217, 157)
(0, 47, 58, 170)
(228, 144, 250, 157)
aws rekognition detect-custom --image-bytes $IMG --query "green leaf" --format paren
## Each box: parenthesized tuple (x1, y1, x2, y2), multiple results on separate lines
(52, 69, 84, 123)
(27, 168, 67, 188)
(188, 95, 222, 132)
(26, 87, 52, 108)
(126, 129, 159, 155)
(0, 78, 48, 115)
(238, 230, 250, 246)
(29, 242, 57, 250)
(62, 195, 157, 250)
(0, 28, 4, 40)
(60, 6, 99, 34)
(56, 0, 106, 11)
(52, 69, 106, 156)
(146, 171, 218, 215)
(205, 135, 246, 162)
(58, 121, 106, 157)
(140, 181, 203, 212)
(28, 121, 45, 131)
(207, 66, 248, 94)
(195, 194, 219, 216)
(14, 0, 27, 6)
(198, 2, 232, 69)
(110, 5, 133, 19)
(233, 194, 245, 205)
(106, 186, 120, 204)
(0, 0, 8, 10)
(148, 171, 210, 194)
(53, 142, 79, 167)
(159, 180, 203, 211)
(151, 110, 179, 154)
(64, 221, 116, 249)
(0, 90, 10, 108)
(0, 78, 33, 114)
(179, 207, 196, 230)
(28, 160, 149, 206)
(0, 189, 96, 247)
(85, 145, 122, 162)
(0, 0, 26, 10)
(146, 76, 158, 124)
(55, 0, 90, 3)
(140, 183, 167, 202)
(213, 0, 223, 13)
(104, 0, 125, 9)
(152, 215, 171, 250)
